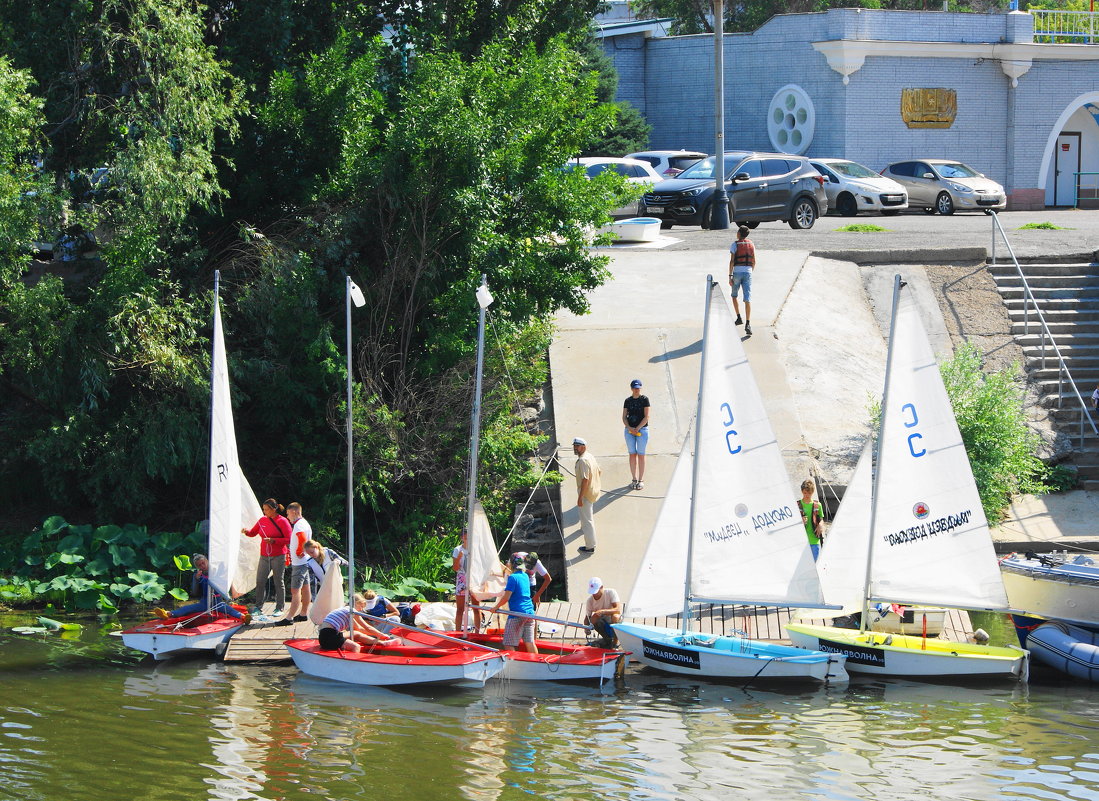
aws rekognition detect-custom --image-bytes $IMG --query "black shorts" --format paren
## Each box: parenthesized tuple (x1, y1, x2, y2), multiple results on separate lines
(318, 626, 346, 651)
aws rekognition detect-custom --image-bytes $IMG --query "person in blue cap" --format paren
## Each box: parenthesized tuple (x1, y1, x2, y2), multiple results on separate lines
(622, 379, 650, 490)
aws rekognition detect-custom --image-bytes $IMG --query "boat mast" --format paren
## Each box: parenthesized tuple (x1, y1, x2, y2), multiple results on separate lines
(206, 270, 220, 612)
(345, 276, 366, 610)
(465, 276, 492, 625)
(861, 274, 903, 634)
(680, 276, 717, 633)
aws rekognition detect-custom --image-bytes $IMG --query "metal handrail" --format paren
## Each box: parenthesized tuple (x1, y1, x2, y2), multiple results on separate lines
(989, 211, 1099, 445)
(1075, 172, 1099, 209)
(1032, 9, 1099, 44)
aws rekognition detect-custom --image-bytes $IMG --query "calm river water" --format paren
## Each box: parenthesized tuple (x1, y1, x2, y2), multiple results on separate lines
(3, 615, 1099, 801)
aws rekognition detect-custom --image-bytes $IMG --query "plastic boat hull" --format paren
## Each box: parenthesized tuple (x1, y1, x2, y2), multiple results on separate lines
(284, 638, 506, 688)
(1000, 554, 1099, 628)
(1026, 621, 1099, 682)
(427, 631, 627, 682)
(612, 622, 848, 683)
(784, 622, 1029, 679)
(121, 615, 243, 660)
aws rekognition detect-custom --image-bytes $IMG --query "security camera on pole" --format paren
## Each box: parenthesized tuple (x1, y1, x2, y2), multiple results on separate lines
(710, 0, 730, 230)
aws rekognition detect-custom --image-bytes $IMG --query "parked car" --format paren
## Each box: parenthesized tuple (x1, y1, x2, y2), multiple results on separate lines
(809, 158, 908, 216)
(568, 156, 663, 217)
(625, 150, 707, 178)
(881, 159, 1006, 215)
(639, 151, 828, 230)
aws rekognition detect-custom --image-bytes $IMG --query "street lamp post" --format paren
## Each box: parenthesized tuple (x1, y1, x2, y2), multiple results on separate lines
(710, 0, 730, 230)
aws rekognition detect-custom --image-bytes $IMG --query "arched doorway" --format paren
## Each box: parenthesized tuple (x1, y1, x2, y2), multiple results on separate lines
(1039, 92, 1099, 208)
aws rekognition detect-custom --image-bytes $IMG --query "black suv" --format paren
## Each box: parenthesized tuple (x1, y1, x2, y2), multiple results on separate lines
(639, 151, 828, 230)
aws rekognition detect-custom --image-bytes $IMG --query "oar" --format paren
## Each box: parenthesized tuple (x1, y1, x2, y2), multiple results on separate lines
(354, 611, 502, 654)
(470, 604, 594, 631)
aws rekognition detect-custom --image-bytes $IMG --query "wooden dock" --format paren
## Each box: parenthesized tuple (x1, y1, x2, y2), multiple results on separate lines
(221, 601, 973, 663)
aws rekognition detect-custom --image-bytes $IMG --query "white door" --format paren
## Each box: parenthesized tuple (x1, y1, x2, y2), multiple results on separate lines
(1054, 134, 1081, 207)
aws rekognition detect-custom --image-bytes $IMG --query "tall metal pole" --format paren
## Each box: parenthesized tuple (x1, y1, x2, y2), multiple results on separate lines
(860, 275, 903, 634)
(710, 0, 730, 230)
(346, 276, 355, 611)
(465, 276, 492, 626)
(681, 276, 717, 632)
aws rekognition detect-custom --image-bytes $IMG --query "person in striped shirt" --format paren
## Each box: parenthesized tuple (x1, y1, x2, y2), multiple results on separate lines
(318, 593, 395, 652)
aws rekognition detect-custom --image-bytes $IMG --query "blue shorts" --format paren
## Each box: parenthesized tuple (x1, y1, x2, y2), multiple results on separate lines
(730, 271, 752, 303)
(625, 426, 649, 455)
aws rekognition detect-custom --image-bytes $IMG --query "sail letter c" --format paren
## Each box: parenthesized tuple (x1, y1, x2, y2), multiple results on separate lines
(907, 433, 925, 458)
(719, 402, 741, 454)
(901, 403, 918, 428)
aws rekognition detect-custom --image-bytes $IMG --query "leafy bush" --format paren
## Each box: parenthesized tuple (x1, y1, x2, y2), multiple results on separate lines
(835, 224, 888, 233)
(939, 344, 1051, 521)
(0, 516, 204, 611)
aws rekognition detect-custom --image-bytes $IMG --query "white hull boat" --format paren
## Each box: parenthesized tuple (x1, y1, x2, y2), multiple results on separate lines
(786, 276, 1029, 681)
(615, 623, 847, 682)
(616, 277, 846, 684)
(285, 639, 506, 688)
(1001, 552, 1099, 628)
(121, 273, 261, 660)
(121, 617, 244, 661)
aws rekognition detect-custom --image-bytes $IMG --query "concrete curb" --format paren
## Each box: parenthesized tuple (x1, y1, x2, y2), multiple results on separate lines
(810, 247, 987, 265)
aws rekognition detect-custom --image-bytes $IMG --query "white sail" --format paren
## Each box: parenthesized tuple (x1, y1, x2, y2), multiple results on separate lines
(234, 475, 262, 596)
(309, 558, 345, 625)
(206, 295, 260, 602)
(690, 281, 825, 606)
(467, 502, 506, 601)
(628, 280, 825, 616)
(625, 433, 693, 617)
(811, 440, 874, 616)
(868, 286, 1008, 611)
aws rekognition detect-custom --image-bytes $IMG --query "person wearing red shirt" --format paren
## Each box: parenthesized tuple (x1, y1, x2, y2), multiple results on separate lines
(243, 498, 292, 615)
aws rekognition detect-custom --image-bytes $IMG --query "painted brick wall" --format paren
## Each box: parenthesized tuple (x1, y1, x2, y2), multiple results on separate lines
(601, 8, 1095, 209)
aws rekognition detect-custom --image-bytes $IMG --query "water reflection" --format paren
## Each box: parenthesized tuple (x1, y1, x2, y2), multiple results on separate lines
(3, 623, 1099, 801)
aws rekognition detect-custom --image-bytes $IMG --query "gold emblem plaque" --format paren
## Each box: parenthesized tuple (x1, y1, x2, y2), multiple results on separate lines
(900, 88, 957, 129)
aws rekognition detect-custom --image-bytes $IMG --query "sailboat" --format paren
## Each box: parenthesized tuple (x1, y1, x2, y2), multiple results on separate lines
(784, 276, 1029, 679)
(285, 276, 508, 687)
(612, 276, 848, 683)
(122, 272, 261, 660)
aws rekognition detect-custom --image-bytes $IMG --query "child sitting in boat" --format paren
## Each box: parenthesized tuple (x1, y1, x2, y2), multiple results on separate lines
(361, 589, 400, 625)
(318, 593, 399, 653)
(152, 554, 251, 624)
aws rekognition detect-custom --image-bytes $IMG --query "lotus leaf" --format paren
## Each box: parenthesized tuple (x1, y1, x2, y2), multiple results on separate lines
(173, 554, 193, 571)
(168, 587, 189, 600)
(96, 594, 119, 613)
(93, 524, 123, 544)
(83, 555, 112, 576)
(12, 626, 49, 635)
(127, 569, 160, 584)
(42, 516, 69, 537)
(36, 616, 63, 630)
(109, 544, 137, 567)
(128, 581, 167, 602)
(58, 532, 88, 552)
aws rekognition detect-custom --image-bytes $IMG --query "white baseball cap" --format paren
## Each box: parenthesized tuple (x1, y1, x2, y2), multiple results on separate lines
(587, 577, 603, 595)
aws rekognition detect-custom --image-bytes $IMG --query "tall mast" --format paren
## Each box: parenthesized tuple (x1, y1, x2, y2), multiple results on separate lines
(681, 276, 717, 632)
(861, 274, 903, 633)
(345, 276, 365, 609)
(207, 270, 220, 611)
(465, 276, 493, 621)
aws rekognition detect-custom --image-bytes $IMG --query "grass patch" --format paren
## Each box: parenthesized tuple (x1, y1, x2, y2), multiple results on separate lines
(1017, 222, 1070, 230)
(835, 224, 888, 233)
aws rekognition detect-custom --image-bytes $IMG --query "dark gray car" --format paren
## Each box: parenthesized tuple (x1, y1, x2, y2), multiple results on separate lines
(639, 151, 828, 230)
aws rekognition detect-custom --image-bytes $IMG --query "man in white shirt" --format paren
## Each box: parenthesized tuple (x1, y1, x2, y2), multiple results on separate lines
(584, 576, 622, 649)
(278, 502, 313, 626)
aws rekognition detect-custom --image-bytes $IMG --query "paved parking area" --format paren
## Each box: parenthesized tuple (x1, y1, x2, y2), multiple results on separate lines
(653, 208, 1099, 261)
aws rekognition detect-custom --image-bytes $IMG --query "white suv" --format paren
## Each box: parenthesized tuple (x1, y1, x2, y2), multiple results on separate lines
(569, 157, 663, 217)
(626, 150, 707, 178)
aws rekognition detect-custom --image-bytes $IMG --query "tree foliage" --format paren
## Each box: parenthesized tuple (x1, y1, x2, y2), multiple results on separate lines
(0, 0, 624, 574)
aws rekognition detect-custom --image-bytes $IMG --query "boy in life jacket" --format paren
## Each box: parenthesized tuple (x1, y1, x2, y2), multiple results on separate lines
(728, 225, 756, 336)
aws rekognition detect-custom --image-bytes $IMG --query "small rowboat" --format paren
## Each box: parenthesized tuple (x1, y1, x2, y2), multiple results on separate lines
(1022, 621, 1099, 683)
(121, 615, 244, 661)
(284, 638, 507, 688)
(1001, 552, 1099, 628)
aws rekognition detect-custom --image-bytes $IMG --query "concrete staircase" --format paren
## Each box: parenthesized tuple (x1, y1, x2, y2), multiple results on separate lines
(989, 261, 1099, 488)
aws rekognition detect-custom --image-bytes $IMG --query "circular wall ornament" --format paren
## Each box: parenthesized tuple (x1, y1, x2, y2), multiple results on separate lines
(767, 85, 815, 155)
